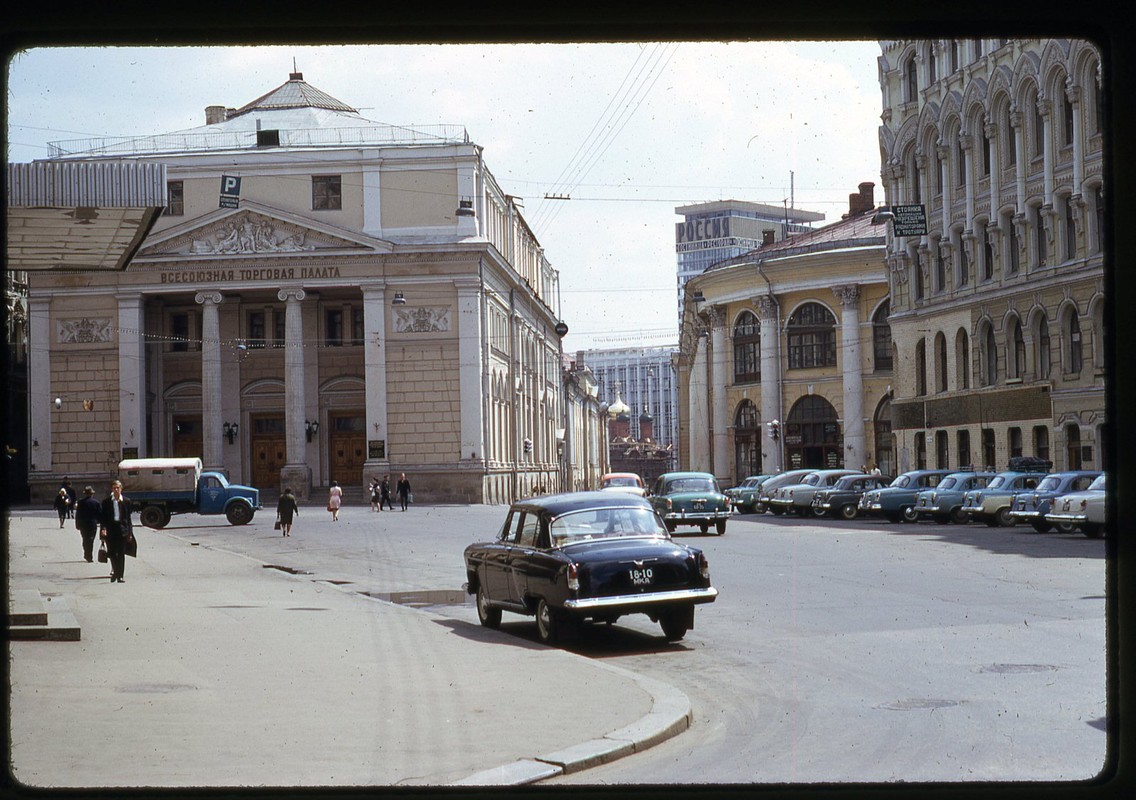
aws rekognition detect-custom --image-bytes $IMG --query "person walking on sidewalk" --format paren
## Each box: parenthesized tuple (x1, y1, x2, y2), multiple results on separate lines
(328, 481, 343, 522)
(99, 480, 134, 583)
(53, 488, 72, 528)
(379, 476, 393, 511)
(396, 473, 412, 511)
(61, 477, 77, 519)
(74, 485, 101, 562)
(369, 477, 380, 512)
(276, 487, 299, 536)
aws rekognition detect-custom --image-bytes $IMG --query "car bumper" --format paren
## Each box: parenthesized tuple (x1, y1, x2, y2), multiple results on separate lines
(564, 586, 719, 611)
(664, 510, 730, 522)
(1045, 512, 1088, 525)
(1008, 509, 1044, 522)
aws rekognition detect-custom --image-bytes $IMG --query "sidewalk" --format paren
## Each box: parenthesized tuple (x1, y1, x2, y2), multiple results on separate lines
(6, 509, 690, 789)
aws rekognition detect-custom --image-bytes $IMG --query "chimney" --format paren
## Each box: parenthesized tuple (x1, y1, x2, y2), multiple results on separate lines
(205, 105, 227, 125)
(846, 182, 875, 217)
(762, 229, 776, 245)
(575, 350, 585, 370)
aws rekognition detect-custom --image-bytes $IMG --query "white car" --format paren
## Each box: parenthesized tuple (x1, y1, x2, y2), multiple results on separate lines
(599, 472, 647, 497)
(1045, 473, 1107, 538)
(767, 469, 864, 517)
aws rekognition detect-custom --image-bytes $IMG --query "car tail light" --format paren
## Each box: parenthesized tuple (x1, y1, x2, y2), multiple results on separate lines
(698, 552, 710, 580)
(567, 562, 580, 592)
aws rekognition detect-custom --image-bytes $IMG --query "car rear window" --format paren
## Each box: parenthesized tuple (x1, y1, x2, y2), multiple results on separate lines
(550, 507, 668, 546)
(665, 478, 717, 493)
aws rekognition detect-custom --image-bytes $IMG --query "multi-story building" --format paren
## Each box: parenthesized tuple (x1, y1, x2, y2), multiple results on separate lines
(579, 345, 679, 468)
(675, 200, 824, 324)
(878, 39, 1106, 472)
(677, 184, 892, 484)
(561, 355, 609, 492)
(21, 71, 567, 504)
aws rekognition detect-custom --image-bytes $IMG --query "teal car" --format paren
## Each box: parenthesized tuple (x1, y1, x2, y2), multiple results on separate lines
(650, 472, 731, 535)
(726, 475, 772, 513)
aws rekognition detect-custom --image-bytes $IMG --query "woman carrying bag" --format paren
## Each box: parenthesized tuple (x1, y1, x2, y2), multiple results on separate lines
(276, 487, 299, 536)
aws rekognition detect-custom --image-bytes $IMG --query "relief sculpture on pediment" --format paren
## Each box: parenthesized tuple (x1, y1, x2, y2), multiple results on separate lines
(190, 216, 314, 255)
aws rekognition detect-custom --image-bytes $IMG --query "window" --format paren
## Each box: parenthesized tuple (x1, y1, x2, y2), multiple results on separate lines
(958, 429, 971, 467)
(935, 334, 948, 393)
(1065, 311, 1083, 374)
(982, 325, 998, 386)
(1036, 317, 1051, 379)
(974, 39, 984, 58)
(352, 307, 365, 347)
(982, 428, 996, 470)
(732, 311, 760, 383)
(1032, 93, 1045, 158)
(915, 432, 927, 470)
(956, 137, 966, 185)
(956, 329, 971, 390)
(950, 41, 959, 72)
(1062, 91, 1074, 146)
(872, 302, 892, 371)
(916, 339, 927, 396)
(312, 175, 342, 210)
(164, 180, 184, 216)
(1006, 215, 1021, 275)
(1034, 206, 1047, 267)
(1009, 318, 1025, 379)
(170, 311, 190, 352)
(982, 130, 992, 176)
(1033, 425, 1050, 463)
(325, 309, 344, 346)
(248, 311, 267, 348)
(905, 56, 919, 103)
(1065, 424, 1083, 469)
(934, 242, 947, 293)
(936, 430, 949, 469)
(1092, 185, 1104, 254)
(787, 303, 836, 369)
(980, 225, 993, 281)
(1004, 106, 1016, 166)
(913, 252, 925, 301)
(1063, 198, 1077, 261)
(957, 233, 969, 287)
(1009, 427, 1023, 458)
(274, 310, 285, 348)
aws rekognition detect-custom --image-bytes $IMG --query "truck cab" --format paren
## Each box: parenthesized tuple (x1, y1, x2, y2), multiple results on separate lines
(118, 458, 261, 528)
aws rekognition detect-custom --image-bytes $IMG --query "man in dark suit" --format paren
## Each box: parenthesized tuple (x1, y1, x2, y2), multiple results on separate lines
(74, 486, 102, 562)
(99, 480, 133, 583)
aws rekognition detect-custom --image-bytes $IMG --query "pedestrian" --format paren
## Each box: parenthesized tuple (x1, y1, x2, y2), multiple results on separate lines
(379, 476, 393, 511)
(276, 487, 299, 536)
(61, 477, 77, 519)
(369, 476, 380, 512)
(396, 472, 412, 511)
(99, 479, 134, 583)
(74, 485, 101, 562)
(53, 488, 72, 528)
(328, 480, 342, 521)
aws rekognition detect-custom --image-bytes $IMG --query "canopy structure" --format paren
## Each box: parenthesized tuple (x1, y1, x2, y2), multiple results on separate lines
(6, 161, 167, 272)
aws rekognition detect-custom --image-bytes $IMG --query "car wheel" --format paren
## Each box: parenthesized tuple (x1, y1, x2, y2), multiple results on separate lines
(535, 598, 559, 644)
(1031, 521, 1052, 534)
(715, 519, 726, 535)
(225, 503, 253, 526)
(900, 505, 919, 523)
(476, 584, 501, 629)
(139, 505, 168, 529)
(840, 504, 858, 521)
(994, 507, 1015, 527)
(948, 506, 969, 525)
(1052, 521, 1076, 534)
(659, 608, 692, 642)
(811, 504, 827, 518)
(932, 514, 951, 525)
(769, 506, 785, 516)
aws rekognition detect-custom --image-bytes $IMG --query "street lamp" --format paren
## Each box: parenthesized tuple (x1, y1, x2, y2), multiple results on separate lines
(305, 420, 320, 443)
(222, 421, 239, 445)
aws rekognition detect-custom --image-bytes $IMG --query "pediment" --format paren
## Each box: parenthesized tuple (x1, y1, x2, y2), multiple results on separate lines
(135, 201, 392, 260)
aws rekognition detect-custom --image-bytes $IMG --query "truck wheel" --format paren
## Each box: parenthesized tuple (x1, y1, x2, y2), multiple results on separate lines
(139, 505, 168, 529)
(225, 503, 253, 526)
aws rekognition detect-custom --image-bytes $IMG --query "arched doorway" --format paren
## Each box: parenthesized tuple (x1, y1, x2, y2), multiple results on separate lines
(733, 399, 760, 483)
(785, 395, 841, 470)
(874, 396, 895, 476)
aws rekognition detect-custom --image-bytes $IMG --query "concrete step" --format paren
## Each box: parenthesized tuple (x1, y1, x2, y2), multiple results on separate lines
(7, 591, 81, 641)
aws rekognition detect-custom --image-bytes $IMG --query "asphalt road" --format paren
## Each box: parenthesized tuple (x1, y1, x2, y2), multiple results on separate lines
(135, 501, 1109, 785)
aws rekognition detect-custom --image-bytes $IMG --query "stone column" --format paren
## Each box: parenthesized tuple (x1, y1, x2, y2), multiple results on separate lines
(278, 287, 311, 498)
(834, 285, 865, 470)
(709, 306, 729, 481)
(756, 296, 781, 473)
(195, 291, 224, 472)
(1011, 110, 1027, 215)
(361, 284, 390, 482)
(455, 277, 486, 464)
(688, 330, 710, 472)
(117, 295, 146, 459)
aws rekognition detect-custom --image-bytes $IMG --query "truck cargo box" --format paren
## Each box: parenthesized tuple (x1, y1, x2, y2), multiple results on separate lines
(118, 458, 202, 496)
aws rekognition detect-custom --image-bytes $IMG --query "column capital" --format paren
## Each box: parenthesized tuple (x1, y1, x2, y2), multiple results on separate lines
(832, 284, 861, 306)
(277, 287, 307, 303)
(195, 290, 223, 306)
(753, 295, 779, 321)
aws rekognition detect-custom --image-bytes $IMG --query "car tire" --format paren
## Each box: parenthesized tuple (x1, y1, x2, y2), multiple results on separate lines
(1052, 521, 1075, 534)
(225, 503, 253, 526)
(811, 504, 827, 518)
(994, 507, 1015, 527)
(476, 584, 501, 629)
(769, 506, 785, 516)
(948, 506, 969, 525)
(659, 608, 692, 642)
(139, 505, 168, 529)
(932, 514, 951, 525)
(840, 504, 858, 521)
(536, 598, 559, 644)
(1031, 521, 1052, 534)
(715, 519, 726, 535)
(900, 505, 919, 523)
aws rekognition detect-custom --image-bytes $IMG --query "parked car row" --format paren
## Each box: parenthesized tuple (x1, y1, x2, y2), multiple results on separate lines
(727, 466, 1106, 538)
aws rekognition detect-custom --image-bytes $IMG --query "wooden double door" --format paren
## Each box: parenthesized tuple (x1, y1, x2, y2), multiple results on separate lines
(327, 412, 365, 488)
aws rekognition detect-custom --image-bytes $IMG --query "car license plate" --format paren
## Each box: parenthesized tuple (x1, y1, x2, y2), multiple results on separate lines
(693, 500, 705, 510)
(629, 568, 654, 586)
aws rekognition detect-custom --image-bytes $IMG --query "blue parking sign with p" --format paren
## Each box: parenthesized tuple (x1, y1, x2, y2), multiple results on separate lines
(219, 175, 241, 208)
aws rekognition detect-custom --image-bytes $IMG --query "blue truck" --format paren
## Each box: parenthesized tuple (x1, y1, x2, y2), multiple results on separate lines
(118, 458, 261, 529)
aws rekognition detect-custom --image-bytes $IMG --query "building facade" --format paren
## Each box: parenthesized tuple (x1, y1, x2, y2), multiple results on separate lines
(23, 72, 567, 504)
(878, 39, 1106, 473)
(578, 345, 679, 467)
(675, 199, 824, 325)
(561, 355, 610, 492)
(677, 184, 893, 485)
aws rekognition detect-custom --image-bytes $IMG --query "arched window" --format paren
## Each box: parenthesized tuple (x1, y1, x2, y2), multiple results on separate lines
(1036, 316, 1051, 379)
(873, 301, 893, 371)
(1065, 423, 1082, 469)
(905, 55, 919, 103)
(982, 324, 998, 386)
(935, 333, 948, 393)
(787, 303, 836, 369)
(785, 394, 842, 470)
(1005, 212, 1021, 275)
(1063, 195, 1077, 261)
(1032, 88, 1045, 158)
(935, 430, 950, 469)
(1062, 87, 1074, 146)
(955, 328, 971, 390)
(733, 400, 760, 482)
(1008, 317, 1026, 379)
(1064, 309, 1083, 374)
(915, 338, 927, 396)
(732, 311, 760, 384)
(1033, 204, 1048, 267)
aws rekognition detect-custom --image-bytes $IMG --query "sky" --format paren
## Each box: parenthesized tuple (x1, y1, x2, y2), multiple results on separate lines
(5, 42, 884, 352)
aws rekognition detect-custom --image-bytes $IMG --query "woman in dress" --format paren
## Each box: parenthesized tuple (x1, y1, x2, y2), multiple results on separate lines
(277, 487, 299, 536)
(328, 480, 343, 522)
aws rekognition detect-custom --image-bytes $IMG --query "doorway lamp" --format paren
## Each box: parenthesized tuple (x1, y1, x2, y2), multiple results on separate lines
(222, 421, 239, 445)
(305, 420, 320, 443)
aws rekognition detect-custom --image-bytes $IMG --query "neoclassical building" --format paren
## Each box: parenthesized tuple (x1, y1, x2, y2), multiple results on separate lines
(677, 184, 893, 484)
(878, 39, 1106, 472)
(23, 72, 567, 504)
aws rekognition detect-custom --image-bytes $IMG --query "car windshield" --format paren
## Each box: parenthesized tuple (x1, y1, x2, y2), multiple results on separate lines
(550, 507, 668, 546)
(1088, 474, 1106, 491)
(938, 476, 960, 490)
(1037, 476, 1063, 492)
(603, 476, 641, 488)
(891, 475, 912, 488)
(665, 477, 717, 493)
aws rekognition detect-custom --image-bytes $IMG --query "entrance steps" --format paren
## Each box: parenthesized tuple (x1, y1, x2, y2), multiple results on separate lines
(8, 589, 81, 641)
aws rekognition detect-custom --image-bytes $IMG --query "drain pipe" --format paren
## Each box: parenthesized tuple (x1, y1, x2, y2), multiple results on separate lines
(757, 263, 784, 472)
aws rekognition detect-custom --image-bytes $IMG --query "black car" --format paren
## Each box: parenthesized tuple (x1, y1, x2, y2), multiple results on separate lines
(463, 491, 718, 645)
(811, 473, 893, 520)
